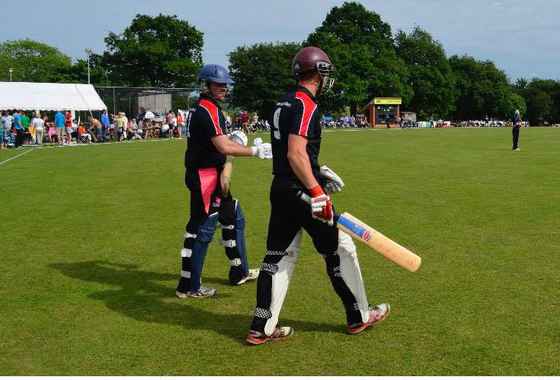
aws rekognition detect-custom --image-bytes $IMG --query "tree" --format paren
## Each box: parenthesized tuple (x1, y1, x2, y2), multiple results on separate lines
(449, 55, 516, 120)
(509, 93, 527, 119)
(102, 14, 203, 87)
(521, 79, 560, 124)
(306, 1, 412, 113)
(0, 39, 72, 82)
(229, 42, 301, 118)
(395, 27, 456, 119)
(64, 54, 110, 85)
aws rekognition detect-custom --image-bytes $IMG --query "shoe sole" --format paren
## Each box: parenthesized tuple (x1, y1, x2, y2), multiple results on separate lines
(246, 329, 294, 346)
(347, 306, 391, 335)
(176, 291, 216, 299)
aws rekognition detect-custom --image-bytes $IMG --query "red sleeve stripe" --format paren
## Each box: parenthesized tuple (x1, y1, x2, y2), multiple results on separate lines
(199, 99, 223, 136)
(295, 91, 317, 137)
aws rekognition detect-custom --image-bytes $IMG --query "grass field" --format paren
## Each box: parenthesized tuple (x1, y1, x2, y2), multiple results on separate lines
(1, 128, 559, 375)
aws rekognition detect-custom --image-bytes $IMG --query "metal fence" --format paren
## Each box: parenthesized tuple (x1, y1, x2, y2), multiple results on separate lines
(94, 86, 199, 118)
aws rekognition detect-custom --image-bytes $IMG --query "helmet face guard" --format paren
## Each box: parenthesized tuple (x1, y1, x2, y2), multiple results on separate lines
(316, 61, 335, 95)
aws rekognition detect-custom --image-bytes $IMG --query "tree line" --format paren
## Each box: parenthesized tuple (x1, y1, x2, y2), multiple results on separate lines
(0, 3, 558, 125)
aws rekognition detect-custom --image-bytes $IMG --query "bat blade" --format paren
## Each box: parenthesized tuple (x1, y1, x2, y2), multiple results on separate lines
(337, 212, 421, 272)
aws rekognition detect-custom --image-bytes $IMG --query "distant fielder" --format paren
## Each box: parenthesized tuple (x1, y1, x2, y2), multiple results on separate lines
(512, 109, 522, 151)
(176, 64, 273, 298)
(246, 47, 390, 345)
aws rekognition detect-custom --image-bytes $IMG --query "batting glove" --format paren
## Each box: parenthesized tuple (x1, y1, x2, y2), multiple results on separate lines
(229, 130, 248, 146)
(251, 137, 273, 159)
(309, 185, 334, 225)
(319, 165, 345, 194)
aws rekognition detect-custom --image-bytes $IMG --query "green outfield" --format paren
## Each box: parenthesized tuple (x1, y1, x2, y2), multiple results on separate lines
(1, 128, 559, 375)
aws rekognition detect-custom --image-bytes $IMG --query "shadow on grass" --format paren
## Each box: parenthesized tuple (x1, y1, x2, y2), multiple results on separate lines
(50, 260, 341, 344)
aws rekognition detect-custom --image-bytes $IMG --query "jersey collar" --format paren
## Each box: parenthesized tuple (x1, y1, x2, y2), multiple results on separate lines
(199, 94, 221, 109)
(296, 85, 317, 103)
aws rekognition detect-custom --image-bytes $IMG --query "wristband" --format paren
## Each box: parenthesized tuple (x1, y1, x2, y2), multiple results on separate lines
(309, 185, 324, 197)
(251, 146, 258, 156)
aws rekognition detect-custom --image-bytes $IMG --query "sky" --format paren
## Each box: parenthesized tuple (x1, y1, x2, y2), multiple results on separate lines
(0, 0, 559, 81)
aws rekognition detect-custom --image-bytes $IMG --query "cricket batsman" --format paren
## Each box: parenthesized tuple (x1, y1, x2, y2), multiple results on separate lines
(176, 64, 273, 298)
(246, 47, 390, 344)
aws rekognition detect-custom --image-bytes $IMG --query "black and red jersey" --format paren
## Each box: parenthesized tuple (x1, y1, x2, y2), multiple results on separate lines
(270, 86, 322, 185)
(185, 95, 227, 174)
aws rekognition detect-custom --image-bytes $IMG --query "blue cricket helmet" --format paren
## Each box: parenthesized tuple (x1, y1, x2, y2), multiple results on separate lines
(198, 64, 233, 85)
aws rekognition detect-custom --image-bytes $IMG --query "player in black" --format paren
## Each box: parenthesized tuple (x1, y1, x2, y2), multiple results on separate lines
(512, 109, 522, 151)
(246, 47, 390, 345)
(176, 64, 273, 298)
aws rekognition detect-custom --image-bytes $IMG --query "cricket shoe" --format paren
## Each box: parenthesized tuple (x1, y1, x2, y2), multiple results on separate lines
(236, 268, 260, 285)
(347, 303, 390, 335)
(245, 327, 294, 345)
(175, 286, 217, 299)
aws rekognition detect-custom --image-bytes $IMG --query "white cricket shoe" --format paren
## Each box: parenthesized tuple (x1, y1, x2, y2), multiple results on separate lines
(176, 286, 217, 299)
(347, 303, 391, 335)
(236, 268, 260, 285)
(246, 326, 294, 345)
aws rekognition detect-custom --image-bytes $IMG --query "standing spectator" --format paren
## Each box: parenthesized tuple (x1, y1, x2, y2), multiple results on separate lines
(116, 112, 128, 141)
(64, 111, 73, 144)
(13, 111, 25, 148)
(241, 111, 249, 134)
(32, 113, 45, 145)
(90, 116, 102, 143)
(1, 111, 12, 149)
(100, 110, 110, 142)
(109, 114, 118, 141)
(167, 111, 177, 137)
(21, 112, 31, 144)
(176, 111, 185, 138)
(55, 111, 65, 145)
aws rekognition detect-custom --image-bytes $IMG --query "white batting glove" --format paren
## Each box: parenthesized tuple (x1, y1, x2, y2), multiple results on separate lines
(251, 137, 273, 159)
(229, 130, 248, 146)
(319, 165, 345, 194)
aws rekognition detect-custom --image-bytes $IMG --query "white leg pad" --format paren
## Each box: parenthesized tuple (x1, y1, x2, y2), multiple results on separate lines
(337, 230, 370, 323)
(264, 230, 302, 336)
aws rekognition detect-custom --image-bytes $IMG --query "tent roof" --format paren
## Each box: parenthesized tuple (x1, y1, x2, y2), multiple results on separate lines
(0, 82, 107, 111)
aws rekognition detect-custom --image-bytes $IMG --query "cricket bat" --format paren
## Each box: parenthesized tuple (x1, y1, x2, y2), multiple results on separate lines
(299, 192, 422, 272)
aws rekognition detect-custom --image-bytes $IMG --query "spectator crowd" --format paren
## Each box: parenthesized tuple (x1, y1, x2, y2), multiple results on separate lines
(0, 108, 193, 149)
(320, 114, 370, 128)
(1, 109, 545, 151)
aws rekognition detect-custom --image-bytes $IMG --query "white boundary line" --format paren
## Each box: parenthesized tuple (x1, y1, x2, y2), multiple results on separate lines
(0, 148, 34, 167)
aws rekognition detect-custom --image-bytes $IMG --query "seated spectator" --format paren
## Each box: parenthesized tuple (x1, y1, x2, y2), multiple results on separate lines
(47, 119, 58, 143)
(78, 123, 92, 144)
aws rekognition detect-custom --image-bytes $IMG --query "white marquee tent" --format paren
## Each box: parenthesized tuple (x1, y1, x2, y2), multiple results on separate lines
(0, 82, 107, 111)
